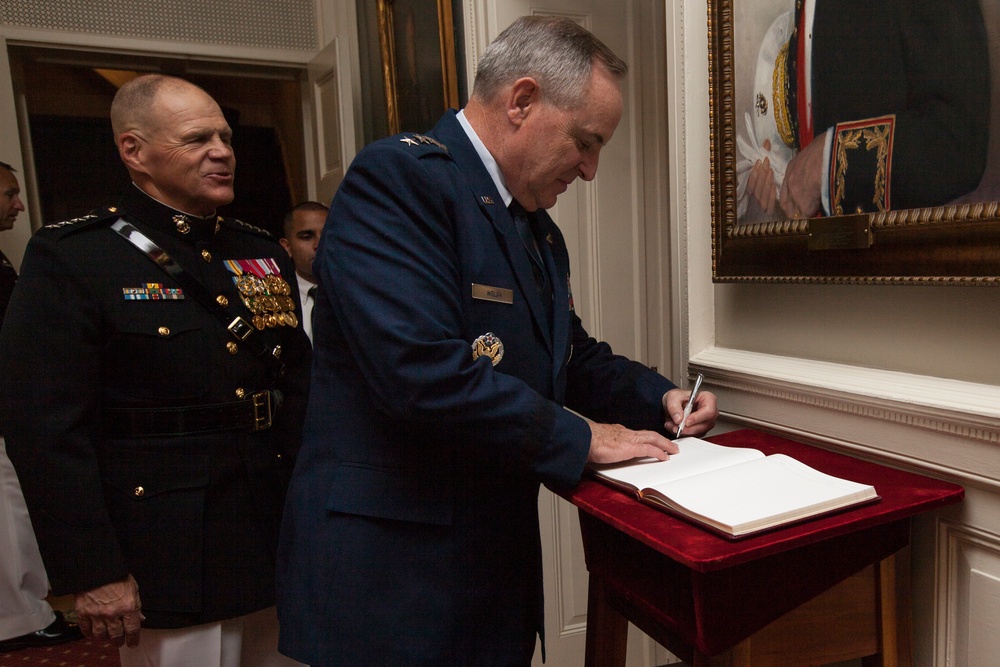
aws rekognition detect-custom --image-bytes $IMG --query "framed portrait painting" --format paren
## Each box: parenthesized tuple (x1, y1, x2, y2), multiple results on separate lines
(709, 0, 1000, 284)
(377, 0, 460, 136)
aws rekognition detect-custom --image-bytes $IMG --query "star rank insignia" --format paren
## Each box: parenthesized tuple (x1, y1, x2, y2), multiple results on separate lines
(399, 133, 449, 152)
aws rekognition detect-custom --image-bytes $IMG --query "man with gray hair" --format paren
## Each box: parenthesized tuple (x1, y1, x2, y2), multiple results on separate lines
(277, 15, 717, 665)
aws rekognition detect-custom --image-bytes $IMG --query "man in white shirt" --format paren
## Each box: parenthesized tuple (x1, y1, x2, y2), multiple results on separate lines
(0, 160, 82, 653)
(280, 201, 327, 343)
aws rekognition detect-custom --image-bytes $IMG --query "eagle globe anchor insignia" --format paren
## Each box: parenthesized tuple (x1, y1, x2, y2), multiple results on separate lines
(471, 332, 504, 366)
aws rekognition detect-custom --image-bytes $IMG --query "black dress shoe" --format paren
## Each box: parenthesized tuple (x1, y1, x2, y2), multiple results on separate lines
(0, 611, 84, 653)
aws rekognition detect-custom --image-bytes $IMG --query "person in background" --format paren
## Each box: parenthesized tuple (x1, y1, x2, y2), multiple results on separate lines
(0, 160, 83, 654)
(279, 201, 327, 344)
(276, 15, 718, 666)
(0, 76, 309, 666)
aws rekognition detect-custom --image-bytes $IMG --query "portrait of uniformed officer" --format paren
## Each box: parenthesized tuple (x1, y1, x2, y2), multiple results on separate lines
(0, 74, 310, 667)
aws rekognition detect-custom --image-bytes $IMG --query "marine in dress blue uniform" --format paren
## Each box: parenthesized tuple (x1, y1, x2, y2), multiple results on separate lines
(0, 75, 310, 665)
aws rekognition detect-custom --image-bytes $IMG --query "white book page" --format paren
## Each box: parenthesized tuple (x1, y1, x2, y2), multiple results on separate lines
(651, 454, 876, 533)
(590, 437, 764, 491)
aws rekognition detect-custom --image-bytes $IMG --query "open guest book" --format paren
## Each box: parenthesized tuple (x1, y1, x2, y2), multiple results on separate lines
(590, 437, 879, 539)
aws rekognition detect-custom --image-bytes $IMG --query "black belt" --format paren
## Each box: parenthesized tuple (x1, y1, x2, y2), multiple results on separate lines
(102, 391, 278, 437)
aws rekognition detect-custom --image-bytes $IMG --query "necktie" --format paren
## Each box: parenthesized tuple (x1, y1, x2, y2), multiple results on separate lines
(508, 201, 552, 329)
(509, 201, 546, 279)
(307, 285, 317, 302)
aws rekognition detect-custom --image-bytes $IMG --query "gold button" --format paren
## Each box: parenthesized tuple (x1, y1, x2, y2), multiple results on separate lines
(109, 206, 118, 212)
(201, 249, 212, 262)
(216, 295, 229, 307)
(158, 326, 170, 337)
(235, 387, 246, 399)
(226, 341, 238, 355)
(134, 486, 144, 497)
(273, 345, 282, 359)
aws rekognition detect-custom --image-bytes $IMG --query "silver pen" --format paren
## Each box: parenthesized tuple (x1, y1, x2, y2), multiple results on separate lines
(675, 373, 704, 438)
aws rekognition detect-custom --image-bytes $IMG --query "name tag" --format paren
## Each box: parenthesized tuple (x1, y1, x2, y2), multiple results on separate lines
(471, 283, 513, 304)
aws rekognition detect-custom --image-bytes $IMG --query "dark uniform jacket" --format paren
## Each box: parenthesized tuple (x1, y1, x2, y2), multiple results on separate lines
(0, 186, 310, 628)
(276, 110, 676, 665)
(0, 249, 15, 330)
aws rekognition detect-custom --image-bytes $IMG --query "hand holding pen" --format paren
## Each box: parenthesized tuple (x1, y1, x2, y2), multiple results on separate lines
(664, 373, 718, 438)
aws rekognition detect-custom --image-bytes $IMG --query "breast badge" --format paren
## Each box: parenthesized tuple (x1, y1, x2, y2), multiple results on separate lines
(224, 258, 299, 329)
(471, 332, 504, 366)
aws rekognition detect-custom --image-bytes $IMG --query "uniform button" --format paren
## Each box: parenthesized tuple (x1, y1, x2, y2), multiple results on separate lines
(134, 486, 144, 497)
(216, 295, 229, 307)
(158, 326, 170, 337)
(201, 249, 212, 262)
(273, 345, 282, 359)
(226, 341, 238, 355)
(235, 387, 246, 399)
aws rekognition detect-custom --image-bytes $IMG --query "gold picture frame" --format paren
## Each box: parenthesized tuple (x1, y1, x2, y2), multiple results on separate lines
(709, 0, 1000, 284)
(377, 0, 460, 136)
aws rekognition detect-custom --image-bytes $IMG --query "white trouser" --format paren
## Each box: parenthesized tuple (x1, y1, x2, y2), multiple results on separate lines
(0, 436, 55, 640)
(118, 606, 304, 667)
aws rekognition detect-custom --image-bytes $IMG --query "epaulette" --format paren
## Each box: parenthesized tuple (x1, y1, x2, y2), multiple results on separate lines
(39, 206, 120, 237)
(397, 133, 449, 155)
(220, 217, 275, 239)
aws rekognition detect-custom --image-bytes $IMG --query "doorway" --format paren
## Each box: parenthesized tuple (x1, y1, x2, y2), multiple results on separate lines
(9, 45, 308, 238)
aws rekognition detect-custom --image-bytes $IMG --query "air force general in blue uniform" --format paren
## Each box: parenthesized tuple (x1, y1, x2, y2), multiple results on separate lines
(277, 16, 718, 666)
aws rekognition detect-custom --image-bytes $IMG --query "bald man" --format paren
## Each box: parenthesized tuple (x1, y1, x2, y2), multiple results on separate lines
(0, 76, 310, 666)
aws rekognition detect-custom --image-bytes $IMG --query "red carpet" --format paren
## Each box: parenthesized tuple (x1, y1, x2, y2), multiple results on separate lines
(0, 637, 118, 667)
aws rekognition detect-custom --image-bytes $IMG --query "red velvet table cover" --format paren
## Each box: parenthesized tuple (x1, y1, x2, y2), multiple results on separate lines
(565, 429, 965, 656)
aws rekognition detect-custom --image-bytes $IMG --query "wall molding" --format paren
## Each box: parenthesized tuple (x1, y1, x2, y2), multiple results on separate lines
(692, 346, 1000, 491)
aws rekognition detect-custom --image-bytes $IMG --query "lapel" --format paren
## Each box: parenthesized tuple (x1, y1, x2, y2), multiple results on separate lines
(535, 212, 571, 383)
(429, 112, 554, 354)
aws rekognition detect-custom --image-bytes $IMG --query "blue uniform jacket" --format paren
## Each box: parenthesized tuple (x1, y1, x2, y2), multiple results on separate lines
(277, 110, 675, 665)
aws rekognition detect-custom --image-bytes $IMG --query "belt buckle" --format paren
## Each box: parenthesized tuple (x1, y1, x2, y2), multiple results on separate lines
(228, 317, 253, 341)
(251, 391, 272, 431)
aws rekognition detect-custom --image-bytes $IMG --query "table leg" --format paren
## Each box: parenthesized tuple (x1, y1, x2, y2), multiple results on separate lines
(585, 575, 629, 667)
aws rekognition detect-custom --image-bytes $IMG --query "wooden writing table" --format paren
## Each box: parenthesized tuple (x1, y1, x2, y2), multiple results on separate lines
(565, 429, 964, 666)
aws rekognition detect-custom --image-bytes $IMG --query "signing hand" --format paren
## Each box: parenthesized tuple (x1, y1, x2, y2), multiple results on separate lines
(75, 574, 144, 648)
(663, 387, 718, 437)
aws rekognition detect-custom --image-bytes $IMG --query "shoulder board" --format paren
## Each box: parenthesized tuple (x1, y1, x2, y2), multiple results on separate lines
(397, 133, 449, 155)
(220, 217, 275, 239)
(39, 206, 120, 238)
